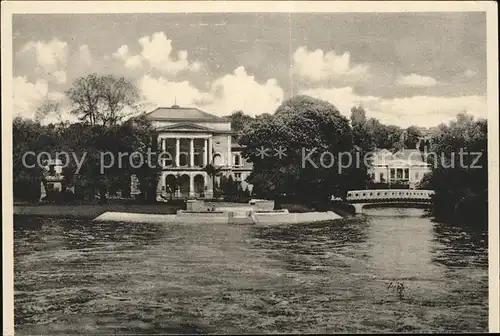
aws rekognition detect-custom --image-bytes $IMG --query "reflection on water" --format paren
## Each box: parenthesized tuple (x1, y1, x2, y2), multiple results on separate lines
(14, 208, 488, 334)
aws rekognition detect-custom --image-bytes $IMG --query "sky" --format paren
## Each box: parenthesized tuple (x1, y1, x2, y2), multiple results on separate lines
(12, 12, 487, 127)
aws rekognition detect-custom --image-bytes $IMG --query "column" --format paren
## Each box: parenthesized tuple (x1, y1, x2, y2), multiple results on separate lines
(203, 138, 208, 166)
(227, 135, 232, 167)
(208, 137, 213, 164)
(175, 137, 180, 167)
(189, 173, 195, 197)
(161, 138, 166, 168)
(189, 138, 194, 167)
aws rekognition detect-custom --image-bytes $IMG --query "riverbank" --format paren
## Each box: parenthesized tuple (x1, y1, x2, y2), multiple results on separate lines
(14, 201, 352, 220)
(14, 203, 182, 220)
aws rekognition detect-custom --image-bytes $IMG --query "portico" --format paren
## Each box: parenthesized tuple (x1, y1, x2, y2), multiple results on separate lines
(130, 105, 253, 200)
(158, 134, 213, 168)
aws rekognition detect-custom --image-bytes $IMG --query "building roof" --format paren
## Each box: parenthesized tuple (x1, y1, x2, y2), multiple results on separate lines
(371, 148, 429, 167)
(144, 105, 226, 122)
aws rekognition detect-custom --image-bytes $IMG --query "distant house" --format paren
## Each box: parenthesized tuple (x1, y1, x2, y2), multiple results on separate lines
(132, 105, 253, 200)
(368, 148, 431, 189)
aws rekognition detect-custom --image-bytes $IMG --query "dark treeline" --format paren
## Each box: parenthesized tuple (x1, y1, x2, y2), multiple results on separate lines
(14, 73, 488, 227)
(13, 73, 160, 203)
(226, 97, 488, 227)
(420, 113, 488, 228)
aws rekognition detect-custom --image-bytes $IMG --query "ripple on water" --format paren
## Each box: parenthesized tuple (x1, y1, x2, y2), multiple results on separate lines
(14, 211, 488, 334)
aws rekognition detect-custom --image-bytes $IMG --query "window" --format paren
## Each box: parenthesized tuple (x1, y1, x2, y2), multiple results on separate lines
(233, 154, 241, 166)
(234, 173, 242, 181)
(396, 169, 403, 179)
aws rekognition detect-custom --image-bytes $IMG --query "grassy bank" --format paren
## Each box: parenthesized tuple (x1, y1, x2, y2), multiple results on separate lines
(13, 200, 258, 220)
(14, 203, 182, 220)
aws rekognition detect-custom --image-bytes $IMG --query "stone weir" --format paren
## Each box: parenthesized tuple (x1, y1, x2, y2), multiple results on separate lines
(93, 199, 342, 225)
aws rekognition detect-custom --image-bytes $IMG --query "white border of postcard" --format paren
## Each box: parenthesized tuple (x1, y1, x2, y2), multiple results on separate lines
(2, 1, 498, 334)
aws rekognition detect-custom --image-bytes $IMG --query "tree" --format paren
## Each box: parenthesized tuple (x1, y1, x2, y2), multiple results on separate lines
(225, 110, 255, 143)
(240, 95, 357, 206)
(35, 100, 64, 125)
(121, 114, 163, 203)
(100, 75, 140, 126)
(350, 106, 375, 151)
(13, 117, 48, 201)
(420, 112, 487, 227)
(203, 163, 223, 197)
(404, 126, 423, 149)
(66, 73, 138, 126)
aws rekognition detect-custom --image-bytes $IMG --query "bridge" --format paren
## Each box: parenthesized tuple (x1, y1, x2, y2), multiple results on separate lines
(346, 189, 434, 214)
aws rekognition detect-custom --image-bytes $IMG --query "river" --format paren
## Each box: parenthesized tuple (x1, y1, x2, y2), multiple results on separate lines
(14, 207, 488, 334)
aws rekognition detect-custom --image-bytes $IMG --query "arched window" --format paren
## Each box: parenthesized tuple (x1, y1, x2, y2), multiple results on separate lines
(233, 154, 241, 166)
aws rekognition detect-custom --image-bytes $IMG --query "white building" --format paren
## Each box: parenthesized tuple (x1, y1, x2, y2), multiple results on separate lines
(368, 148, 431, 189)
(40, 158, 64, 199)
(131, 105, 253, 200)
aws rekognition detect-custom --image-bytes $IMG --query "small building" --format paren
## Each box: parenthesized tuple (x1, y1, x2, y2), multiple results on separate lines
(40, 158, 64, 199)
(368, 148, 431, 189)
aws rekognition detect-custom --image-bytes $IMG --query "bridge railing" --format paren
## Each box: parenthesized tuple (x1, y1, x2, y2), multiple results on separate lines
(346, 189, 434, 202)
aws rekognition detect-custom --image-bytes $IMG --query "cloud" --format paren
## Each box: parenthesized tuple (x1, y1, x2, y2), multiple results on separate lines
(112, 45, 143, 69)
(292, 46, 370, 82)
(113, 32, 201, 75)
(19, 38, 68, 71)
(13, 76, 68, 120)
(138, 66, 284, 116)
(464, 69, 477, 78)
(397, 73, 438, 87)
(53, 70, 67, 84)
(19, 39, 69, 84)
(205, 66, 284, 115)
(79, 44, 93, 66)
(138, 74, 210, 107)
(300, 86, 486, 128)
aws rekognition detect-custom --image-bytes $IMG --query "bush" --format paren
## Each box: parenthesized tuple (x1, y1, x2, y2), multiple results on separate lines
(42, 190, 76, 204)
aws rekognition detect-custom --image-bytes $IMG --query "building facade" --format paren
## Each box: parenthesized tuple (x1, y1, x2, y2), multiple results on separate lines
(368, 148, 431, 189)
(40, 158, 64, 199)
(131, 105, 253, 200)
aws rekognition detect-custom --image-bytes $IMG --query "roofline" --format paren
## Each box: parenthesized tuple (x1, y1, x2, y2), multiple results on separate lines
(144, 106, 227, 122)
(154, 129, 235, 135)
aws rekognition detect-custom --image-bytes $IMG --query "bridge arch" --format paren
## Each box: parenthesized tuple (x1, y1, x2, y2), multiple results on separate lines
(346, 189, 434, 214)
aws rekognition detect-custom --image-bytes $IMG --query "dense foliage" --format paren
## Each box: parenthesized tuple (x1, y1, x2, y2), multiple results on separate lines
(13, 72, 489, 226)
(13, 74, 158, 203)
(420, 113, 488, 227)
(239, 95, 367, 207)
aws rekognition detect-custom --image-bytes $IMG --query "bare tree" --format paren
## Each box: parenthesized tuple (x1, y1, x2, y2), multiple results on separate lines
(65, 73, 139, 126)
(99, 75, 140, 126)
(66, 73, 102, 126)
(35, 100, 63, 124)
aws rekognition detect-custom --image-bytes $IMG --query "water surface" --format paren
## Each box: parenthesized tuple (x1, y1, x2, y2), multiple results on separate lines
(14, 208, 488, 333)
